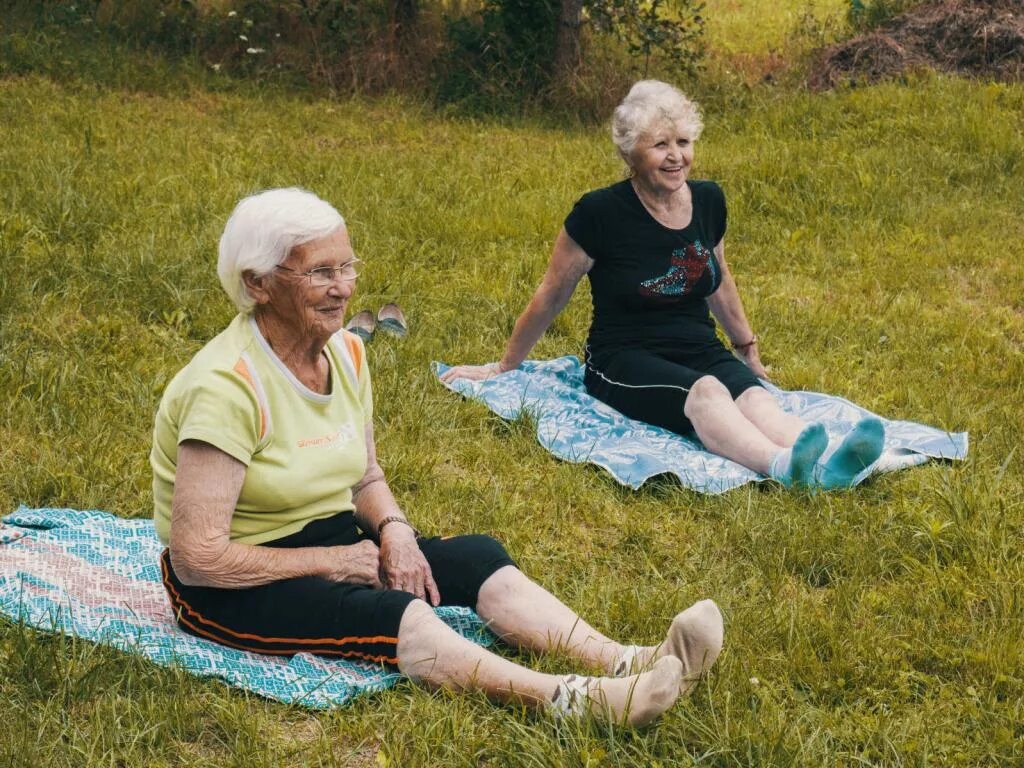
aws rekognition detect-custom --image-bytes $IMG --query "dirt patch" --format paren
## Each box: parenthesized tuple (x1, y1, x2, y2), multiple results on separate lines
(809, 0, 1024, 89)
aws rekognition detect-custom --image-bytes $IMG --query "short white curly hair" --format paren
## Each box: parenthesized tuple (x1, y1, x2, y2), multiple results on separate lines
(611, 80, 704, 161)
(217, 187, 345, 313)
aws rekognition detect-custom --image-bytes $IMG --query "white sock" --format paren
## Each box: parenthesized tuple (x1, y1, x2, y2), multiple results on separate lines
(611, 644, 647, 676)
(768, 447, 792, 481)
(549, 657, 683, 727)
(549, 675, 592, 718)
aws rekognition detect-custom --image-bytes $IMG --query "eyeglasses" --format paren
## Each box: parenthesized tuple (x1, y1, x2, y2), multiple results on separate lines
(275, 259, 361, 287)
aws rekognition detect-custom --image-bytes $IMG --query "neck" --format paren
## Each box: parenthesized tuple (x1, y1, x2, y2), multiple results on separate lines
(631, 176, 689, 213)
(253, 309, 330, 392)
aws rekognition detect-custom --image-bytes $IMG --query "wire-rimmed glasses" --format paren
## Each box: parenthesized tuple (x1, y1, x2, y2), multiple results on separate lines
(275, 259, 361, 287)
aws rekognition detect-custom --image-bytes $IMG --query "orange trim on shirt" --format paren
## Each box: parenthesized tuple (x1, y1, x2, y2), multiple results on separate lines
(341, 331, 363, 379)
(232, 358, 268, 440)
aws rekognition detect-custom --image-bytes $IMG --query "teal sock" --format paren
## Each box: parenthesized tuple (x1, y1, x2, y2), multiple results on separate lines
(813, 417, 885, 489)
(769, 423, 827, 487)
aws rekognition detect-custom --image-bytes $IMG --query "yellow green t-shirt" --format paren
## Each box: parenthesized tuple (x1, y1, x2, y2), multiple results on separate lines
(151, 313, 373, 545)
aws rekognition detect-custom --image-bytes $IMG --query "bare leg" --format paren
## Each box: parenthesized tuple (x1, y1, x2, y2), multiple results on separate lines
(396, 601, 682, 727)
(476, 567, 724, 690)
(476, 565, 625, 670)
(735, 387, 807, 447)
(683, 376, 784, 474)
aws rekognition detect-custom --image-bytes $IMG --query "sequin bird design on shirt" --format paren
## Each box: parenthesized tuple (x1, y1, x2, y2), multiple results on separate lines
(638, 240, 717, 297)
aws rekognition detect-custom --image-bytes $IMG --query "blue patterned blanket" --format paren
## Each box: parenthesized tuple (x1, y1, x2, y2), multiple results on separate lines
(436, 356, 968, 493)
(0, 507, 493, 708)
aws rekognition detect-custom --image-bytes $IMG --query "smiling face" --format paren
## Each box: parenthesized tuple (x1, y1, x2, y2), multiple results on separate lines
(252, 226, 357, 345)
(627, 118, 695, 195)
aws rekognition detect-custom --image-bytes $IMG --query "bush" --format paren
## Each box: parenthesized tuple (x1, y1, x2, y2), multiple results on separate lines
(846, 0, 927, 30)
(1, 0, 705, 114)
(435, 0, 561, 111)
(436, 0, 706, 113)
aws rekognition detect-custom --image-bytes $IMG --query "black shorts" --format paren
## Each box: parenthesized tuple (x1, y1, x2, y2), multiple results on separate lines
(160, 513, 516, 667)
(584, 343, 763, 435)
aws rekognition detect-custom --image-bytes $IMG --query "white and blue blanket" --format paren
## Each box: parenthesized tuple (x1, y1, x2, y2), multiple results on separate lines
(0, 507, 493, 708)
(436, 356, 968, 493)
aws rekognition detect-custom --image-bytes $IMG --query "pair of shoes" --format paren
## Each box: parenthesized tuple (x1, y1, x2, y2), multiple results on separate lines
(345, 303, 407, 342)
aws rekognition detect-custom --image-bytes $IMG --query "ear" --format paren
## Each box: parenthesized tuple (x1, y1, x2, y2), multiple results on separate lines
(242, 270, 273, 306)
(620, 147, 634, 171)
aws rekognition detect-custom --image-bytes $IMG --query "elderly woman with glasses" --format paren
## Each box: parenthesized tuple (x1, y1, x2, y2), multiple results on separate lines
(442, 80, 885, 489)
(151, 187, 723, 726)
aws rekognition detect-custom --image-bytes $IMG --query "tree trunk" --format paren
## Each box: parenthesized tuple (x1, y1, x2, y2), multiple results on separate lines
(389, 0, 418, 46)
(553, 0, 584, 80)
(390, 0, 418, 31)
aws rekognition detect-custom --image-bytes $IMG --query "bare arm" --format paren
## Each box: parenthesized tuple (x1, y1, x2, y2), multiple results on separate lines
(705, 239, 768, 378)
(351, 420, 406, 534)
(440, 228, 593, 382)
(168, 440, 382, 589)
(352, 421, 440, 605)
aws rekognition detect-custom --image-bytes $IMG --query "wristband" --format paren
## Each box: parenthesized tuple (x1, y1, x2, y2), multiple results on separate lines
(733, 335, 757, 351)
(377, 516, 418, 538)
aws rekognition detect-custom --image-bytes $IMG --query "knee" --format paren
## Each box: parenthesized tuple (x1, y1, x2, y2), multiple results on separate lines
(735, 385, 771, 408)
(477, 563, 525, 608)
(396, 599, 447, 678)
(441, 534, 513, 576)
(466, 534, 512, 565)
(398, 598, 437, 636)
(685, 375, 729, 413)
(428, 534, 517, 608)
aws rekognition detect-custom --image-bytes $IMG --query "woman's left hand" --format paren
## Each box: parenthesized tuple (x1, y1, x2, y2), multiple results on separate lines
(379, 526, 441, 606)
(737, 343, 769, 380)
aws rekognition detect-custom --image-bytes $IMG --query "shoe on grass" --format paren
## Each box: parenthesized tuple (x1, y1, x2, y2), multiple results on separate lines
(345, 309, 376, 342)
(377, 303, 408, 337)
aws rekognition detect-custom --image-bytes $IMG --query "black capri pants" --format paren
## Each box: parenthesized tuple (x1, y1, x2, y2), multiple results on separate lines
(161, 512, 515, 667)
(584, 342, 764, 435)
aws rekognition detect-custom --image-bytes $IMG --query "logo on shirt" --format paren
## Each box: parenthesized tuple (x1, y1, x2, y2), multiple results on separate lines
(297, 424, 357, 450)
(638, 240, 716, 297)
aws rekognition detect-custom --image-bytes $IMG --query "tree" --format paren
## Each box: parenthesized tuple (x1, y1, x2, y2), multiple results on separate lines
(439, 0, 706, 109)
(388, 0, 417, 43)
(553, 0, 585, 79)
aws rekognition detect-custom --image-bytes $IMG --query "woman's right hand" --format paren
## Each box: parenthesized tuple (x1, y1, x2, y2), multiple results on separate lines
(325, 540, 384, 588)
(439, 362, 504, 384)
(440, 230, 591, 387)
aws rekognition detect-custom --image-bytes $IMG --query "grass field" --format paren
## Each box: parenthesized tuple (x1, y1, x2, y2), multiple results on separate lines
(704, 0, 846, 53)
(2, 4, 1023, 766)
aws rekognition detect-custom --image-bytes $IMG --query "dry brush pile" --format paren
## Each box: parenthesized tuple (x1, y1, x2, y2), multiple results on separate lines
(810, 0, 1024, 88)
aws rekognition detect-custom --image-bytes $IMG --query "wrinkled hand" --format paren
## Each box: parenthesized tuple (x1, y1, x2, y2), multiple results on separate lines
(737, 345, 769, 380)
(325, 540, 383, 588)
(439, 362, 503, 384)
(379, 526, 440, 606)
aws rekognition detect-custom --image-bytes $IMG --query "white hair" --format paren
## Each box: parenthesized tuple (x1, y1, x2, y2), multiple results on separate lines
(611, 80, 704, 160)
(217, 187, 345, 313)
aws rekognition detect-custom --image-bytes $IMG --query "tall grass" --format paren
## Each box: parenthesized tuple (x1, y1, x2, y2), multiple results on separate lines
(703, 0, 848, 54)
(2, 10, 1023, 767)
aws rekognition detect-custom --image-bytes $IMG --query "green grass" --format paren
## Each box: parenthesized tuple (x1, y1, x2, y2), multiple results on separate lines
(703, 0, 848, 55)
(2, 11, 1024, 768)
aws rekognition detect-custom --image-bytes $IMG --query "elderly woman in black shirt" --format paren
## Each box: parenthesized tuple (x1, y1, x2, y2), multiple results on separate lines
(443, 80, 883, 489)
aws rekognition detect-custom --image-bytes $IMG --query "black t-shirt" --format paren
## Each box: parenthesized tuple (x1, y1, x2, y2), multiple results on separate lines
(564, 179, 727, 357)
